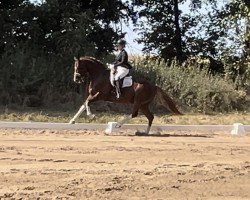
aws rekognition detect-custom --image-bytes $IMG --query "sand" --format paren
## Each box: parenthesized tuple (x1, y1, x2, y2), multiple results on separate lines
(0, 129, 249, 200)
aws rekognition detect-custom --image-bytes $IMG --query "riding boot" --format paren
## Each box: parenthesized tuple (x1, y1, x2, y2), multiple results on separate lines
(115, 80, 121, 99)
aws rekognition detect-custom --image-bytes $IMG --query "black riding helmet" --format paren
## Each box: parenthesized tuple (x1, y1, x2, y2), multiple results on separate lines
(117, 39, 126, 46)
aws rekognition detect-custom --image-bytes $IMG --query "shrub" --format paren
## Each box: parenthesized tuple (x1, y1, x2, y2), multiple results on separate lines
(132, 57, 247, 113)
(0, 49, 248, 113)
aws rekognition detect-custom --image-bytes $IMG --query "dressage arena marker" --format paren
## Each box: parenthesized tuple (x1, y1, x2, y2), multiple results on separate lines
(0, 121, 249, 135)
(105, 122, 119, 134)
(231, 123, 246, 136)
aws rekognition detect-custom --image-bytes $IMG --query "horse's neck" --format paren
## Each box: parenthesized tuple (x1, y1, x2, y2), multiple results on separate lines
(86, 61, 108, 81)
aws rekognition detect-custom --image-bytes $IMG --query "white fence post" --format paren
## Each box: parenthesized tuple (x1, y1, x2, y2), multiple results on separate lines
(231, 123, 246, 136)
(105, 122, 119, 134)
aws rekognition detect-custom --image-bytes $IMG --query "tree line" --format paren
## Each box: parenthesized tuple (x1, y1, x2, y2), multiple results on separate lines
(0, 0, 249, 108)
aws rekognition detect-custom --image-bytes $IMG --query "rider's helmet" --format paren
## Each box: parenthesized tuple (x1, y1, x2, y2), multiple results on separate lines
(117, 39, 126, 46)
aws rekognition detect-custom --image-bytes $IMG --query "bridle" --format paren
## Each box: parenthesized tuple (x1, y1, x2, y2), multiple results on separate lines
(73, 59, 84, 84)
(73, 71, 82, 83)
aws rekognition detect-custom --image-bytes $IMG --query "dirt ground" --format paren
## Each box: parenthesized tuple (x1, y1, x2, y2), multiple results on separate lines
(0, 129, 249, 200)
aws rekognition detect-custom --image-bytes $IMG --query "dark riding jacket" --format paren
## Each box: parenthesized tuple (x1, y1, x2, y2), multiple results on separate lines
(114, 49, 132, 69)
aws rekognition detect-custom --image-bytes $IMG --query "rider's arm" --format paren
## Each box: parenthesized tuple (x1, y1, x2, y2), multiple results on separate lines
(114, 51, 127, 67)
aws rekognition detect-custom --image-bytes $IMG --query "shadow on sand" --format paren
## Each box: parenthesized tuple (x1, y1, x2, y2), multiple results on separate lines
(106, 132, 213, 138)
(134, 132, 212, 138)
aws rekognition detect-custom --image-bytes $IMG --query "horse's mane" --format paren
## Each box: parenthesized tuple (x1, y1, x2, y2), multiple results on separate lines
(80, 56, 107, 69)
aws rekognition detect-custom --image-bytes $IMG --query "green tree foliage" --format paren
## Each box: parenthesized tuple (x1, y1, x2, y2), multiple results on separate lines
(212, 0, 250, 91)
(133, 0, 187, 60)
(133, 0, 248, 59)
(0, 0, 132, 106)
(133, 0, 249, 92)
(0, 0, 132, 57)
(0, 0, 249, 111)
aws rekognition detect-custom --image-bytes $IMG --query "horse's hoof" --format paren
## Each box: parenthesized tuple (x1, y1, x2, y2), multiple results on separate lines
(115, 124, 121, 128)
(69, 120, 75, 124)
(88, 114, 96, 119)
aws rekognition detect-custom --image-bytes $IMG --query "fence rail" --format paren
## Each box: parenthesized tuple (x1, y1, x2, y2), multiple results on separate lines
(0, 121, 249, 135)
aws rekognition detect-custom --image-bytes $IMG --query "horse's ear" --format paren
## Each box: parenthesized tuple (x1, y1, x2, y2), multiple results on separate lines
(74, 56, 78, 61)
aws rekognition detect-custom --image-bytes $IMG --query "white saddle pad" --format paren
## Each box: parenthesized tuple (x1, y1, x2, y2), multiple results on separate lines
(122, 76, 133, 88)
(108, 64, 133, 88)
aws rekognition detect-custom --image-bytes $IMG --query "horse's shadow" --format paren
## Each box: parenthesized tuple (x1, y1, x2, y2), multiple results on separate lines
(107, 132, 212, 138)
(135, 132, 211, 138)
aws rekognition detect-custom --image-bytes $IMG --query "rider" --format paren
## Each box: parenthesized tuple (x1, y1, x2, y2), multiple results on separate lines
(113, 39, 132, 99)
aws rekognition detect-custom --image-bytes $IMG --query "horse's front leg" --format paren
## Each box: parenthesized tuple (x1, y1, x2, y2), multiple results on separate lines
(69, 92, 100, 124)
(85, 92, 100, 119)
(69, 104, 86, 124)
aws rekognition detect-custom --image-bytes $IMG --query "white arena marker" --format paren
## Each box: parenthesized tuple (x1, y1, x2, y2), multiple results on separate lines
(105, 122, 120, 134)
(231, 123, 246, 136)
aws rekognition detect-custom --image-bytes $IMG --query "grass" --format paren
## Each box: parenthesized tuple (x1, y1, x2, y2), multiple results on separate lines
(0, 107, 249, 125)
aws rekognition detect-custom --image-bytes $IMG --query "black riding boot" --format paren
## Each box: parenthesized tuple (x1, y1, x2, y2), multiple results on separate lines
(115, 80, 121, 99)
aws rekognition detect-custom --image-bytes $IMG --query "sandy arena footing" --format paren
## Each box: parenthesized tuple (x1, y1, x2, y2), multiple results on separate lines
(0, 129, 249, 199)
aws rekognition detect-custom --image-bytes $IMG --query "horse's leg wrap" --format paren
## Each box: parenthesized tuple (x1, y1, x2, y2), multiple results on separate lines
(69, 104, 86, 124)
(84, 92, 99, 119)
(86, 100, 95, 119)
(146, 125, 151, 134)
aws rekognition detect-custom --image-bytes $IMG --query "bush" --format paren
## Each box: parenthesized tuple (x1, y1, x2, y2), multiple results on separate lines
(0, 42, 81, 107)
(132, 57, 247, 113)
(0, 48, 248, 113)
(223, 56, 250, 94)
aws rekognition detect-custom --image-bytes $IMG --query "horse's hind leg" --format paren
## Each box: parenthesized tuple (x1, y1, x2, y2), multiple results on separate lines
(117, 103, 140, 127)
(140, 103, 154, 134)
(116, 115, 132, 127)
(85, 99, 95, 119)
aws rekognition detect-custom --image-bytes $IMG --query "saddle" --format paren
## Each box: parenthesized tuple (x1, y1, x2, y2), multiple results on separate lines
(108, 64, 133, 88)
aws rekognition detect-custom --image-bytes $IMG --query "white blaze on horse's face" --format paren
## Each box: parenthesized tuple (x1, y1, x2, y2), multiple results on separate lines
(73, 59, 77, 82)
(73, 59, 81, 83)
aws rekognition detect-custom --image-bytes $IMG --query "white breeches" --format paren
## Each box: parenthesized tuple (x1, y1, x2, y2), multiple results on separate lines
(114, 66, 129, 81)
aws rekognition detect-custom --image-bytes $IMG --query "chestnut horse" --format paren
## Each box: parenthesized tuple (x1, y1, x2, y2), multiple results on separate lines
(69, 56, 182, 134)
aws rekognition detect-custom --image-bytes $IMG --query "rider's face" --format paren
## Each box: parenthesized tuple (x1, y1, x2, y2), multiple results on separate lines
(117, 44, 124, 51)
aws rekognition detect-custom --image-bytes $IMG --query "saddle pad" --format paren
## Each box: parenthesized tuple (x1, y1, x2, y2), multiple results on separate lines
(122, 76, 133, 88)
(108, 64, 133, 88)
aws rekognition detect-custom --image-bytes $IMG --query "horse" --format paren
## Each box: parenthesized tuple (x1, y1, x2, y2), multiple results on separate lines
(69, 56, 182, 134)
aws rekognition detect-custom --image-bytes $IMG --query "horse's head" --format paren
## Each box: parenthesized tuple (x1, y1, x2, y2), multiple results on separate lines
(73, 57, 87, 84)
(73, 56, 107, 84)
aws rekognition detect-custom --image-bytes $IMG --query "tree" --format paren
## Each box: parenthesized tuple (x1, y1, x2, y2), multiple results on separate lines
(133, 0, 187, 61)
(0, 0, 135, 105)
(133, 0, 222, 61)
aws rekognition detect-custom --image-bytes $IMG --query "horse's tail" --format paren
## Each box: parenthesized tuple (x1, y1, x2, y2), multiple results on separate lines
(156, 86, 182, 115)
